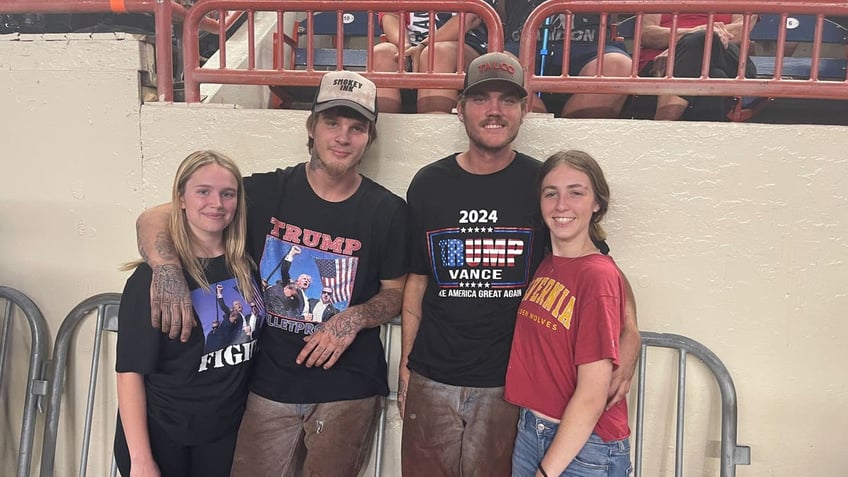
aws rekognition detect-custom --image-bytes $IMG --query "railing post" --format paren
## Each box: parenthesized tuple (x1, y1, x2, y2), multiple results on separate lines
(154, 0, 175, 101)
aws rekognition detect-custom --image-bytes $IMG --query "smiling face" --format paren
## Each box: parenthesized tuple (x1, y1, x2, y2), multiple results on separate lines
(179, 164, 239, 248)
(540, 164, 600, 256)
(458, 82, 526, 153)
(307, 109, 372, 178)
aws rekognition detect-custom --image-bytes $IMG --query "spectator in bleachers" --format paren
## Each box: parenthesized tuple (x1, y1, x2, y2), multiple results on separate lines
(637, 13, 758, 121)
(374, 7, 493, 113)
(502, 2, 632, 118)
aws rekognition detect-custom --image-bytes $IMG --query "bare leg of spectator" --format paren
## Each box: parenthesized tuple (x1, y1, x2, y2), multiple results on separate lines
(654, 94, 690, 120)
(561, 52, 632, 118)
(417, 42, 479, 113)
(374, 42, 403, 113)
(503, 51, 547, 113)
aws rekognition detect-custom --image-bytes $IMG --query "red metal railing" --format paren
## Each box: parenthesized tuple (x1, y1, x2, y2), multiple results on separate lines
(5, 0, 847, 113)
(519, 0, 848, 112)
(0, 0, 243, 101)
(182, 0, 503, 102)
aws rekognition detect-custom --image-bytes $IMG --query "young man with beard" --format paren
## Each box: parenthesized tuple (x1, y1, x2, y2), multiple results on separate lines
(135, 71, 408, 477)
(399, 52, 640, 477)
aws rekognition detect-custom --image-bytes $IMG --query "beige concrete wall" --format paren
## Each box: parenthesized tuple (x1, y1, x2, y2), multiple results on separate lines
(1, 35, 847, 477)
(0, 33, 145, 477)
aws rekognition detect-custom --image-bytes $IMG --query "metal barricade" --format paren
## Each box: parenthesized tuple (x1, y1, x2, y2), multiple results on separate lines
(0, 286, 49, 477)
(39, 293, 121, 477)
(635, 332, 751, 477)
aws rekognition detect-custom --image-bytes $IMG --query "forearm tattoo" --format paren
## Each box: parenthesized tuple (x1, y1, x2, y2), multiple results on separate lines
(154, 231, 178, 262)
(346, 288, 403, 329)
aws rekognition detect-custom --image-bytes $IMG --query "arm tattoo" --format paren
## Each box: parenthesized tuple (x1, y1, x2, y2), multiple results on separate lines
(136, 222, 150, 263)
(154, 231, 178, 262)
(152, 264, 190, 301)
(344, 288, 403, 330)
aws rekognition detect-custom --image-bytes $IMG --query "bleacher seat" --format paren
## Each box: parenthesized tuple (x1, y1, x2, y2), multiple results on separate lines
(292, 11, 383, 71)
(749, 14, 848, 80)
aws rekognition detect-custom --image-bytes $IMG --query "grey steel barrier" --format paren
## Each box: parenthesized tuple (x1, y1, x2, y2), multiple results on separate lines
(0, 286, 49, 477)
(635, 332, 751, 477)
(39, 293, 121, 477)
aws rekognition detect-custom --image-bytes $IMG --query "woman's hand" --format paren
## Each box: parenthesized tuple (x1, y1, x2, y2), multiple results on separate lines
(129, 455, 161, 477)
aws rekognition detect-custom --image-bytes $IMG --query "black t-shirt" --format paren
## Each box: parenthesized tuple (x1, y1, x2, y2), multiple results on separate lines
(116, 257, 261, 445)
(244, 164, 408, 403)
(503, 0, 603, 44)
(406, 153, 547, 387)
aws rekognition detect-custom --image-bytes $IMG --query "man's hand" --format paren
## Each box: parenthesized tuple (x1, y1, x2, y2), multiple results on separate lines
(397, 364, 410, 418)
(710, 22, 733, 48)
(150, 264, 194, 342)
(285, 245, 302, 261)
(606, 365, 634, 410)
(297, 312, 361, 369)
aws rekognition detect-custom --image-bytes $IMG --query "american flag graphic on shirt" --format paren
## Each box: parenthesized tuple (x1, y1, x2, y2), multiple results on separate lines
(315, 257, 357, 303)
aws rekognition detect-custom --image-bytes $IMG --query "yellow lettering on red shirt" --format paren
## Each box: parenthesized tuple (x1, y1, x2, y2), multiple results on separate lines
(557, 296, 575, 329)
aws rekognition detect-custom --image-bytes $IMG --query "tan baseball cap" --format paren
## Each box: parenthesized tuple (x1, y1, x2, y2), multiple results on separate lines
(463, 52, 527, 98)
(313, 70, 378, 122)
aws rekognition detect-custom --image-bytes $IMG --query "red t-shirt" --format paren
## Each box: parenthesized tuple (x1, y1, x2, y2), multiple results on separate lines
(639, 13, 735, 69)
(504, 253, 629, 441)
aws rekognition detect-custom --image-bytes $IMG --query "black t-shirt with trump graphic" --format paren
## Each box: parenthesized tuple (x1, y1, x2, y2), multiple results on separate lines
(116, 256, 262, 445)
(244, 164, 408, 404)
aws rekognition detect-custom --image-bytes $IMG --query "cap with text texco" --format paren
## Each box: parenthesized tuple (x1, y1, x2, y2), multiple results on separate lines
(463, 52, 528, 98)
(312, 70, 378, 122)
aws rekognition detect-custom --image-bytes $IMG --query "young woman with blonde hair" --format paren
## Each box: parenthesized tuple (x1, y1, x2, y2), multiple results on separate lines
(114, 150, 262, 477)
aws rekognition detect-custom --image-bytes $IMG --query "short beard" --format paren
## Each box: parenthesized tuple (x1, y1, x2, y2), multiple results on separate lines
(308, 151, 359, 178)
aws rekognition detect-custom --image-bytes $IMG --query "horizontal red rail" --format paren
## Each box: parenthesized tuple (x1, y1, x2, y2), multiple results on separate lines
(5, 0, 846, 111)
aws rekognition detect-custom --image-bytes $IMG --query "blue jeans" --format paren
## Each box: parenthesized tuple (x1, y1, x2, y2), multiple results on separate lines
(512, 407, 632, 477)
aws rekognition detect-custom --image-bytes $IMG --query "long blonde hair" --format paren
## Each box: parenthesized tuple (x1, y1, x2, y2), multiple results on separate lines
(170, 150, 254, 301)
